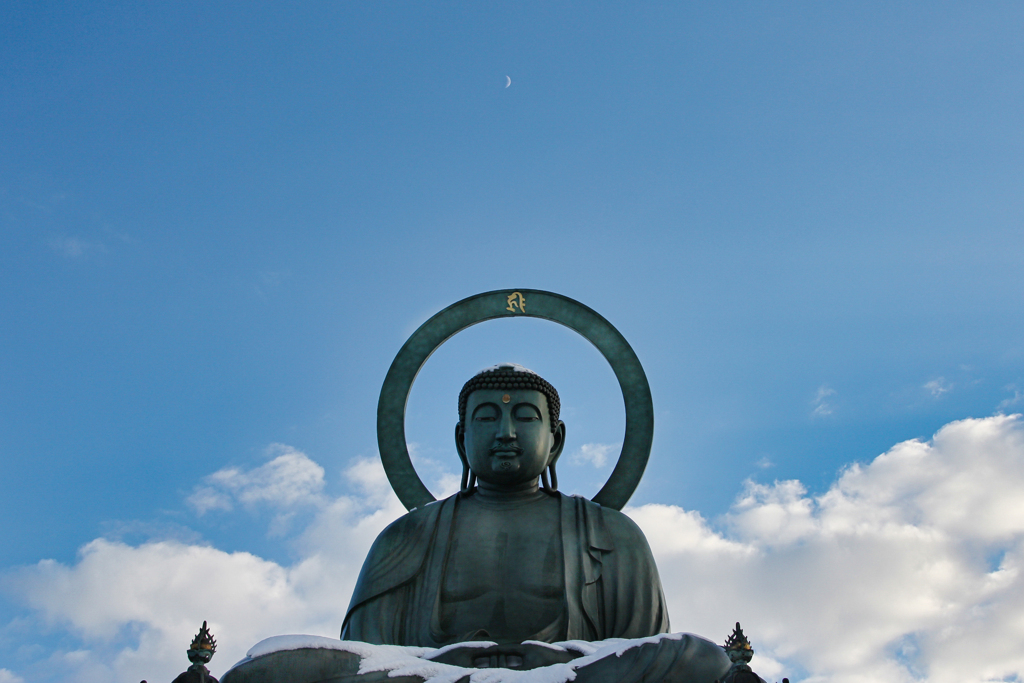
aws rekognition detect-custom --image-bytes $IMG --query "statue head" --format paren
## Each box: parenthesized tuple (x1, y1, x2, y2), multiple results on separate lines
(455, 364, 565, 493)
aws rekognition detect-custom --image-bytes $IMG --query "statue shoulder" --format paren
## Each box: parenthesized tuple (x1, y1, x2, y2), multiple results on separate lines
(372, 498, 448, 546)
(366, 497, 450, 561)
(568, 494, 655, 550)
(600, 504, 648, 536)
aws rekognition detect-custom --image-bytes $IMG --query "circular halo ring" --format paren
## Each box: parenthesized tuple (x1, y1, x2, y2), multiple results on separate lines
(377, 289, 654, 511)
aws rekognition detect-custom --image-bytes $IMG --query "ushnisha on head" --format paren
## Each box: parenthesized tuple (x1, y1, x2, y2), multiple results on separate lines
(456, 363, 565, 494)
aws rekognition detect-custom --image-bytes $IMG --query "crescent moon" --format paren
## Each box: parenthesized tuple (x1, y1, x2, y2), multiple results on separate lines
(505, 76, 511, 88)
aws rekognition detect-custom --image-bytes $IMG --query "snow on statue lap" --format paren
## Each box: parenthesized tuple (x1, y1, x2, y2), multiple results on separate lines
(221, 633, 731, 683)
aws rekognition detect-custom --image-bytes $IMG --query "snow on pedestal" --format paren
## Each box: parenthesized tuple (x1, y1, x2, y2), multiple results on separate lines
(226, 632, 687, 683)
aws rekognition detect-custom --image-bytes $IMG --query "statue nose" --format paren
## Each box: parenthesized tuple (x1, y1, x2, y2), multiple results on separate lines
(497, 413, 516, 440)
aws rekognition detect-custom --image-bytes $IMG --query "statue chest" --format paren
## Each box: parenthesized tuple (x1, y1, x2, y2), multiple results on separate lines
(437, 495, 565, 642)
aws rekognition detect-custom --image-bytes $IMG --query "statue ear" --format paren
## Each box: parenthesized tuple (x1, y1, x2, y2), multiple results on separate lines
(548, 420, 566, 466)
(455, 422, 466, 460)
(544, 421, 565, 492)
(455, 423, 471, 492)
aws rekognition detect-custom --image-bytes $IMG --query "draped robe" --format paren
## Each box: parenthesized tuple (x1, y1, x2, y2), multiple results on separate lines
(341, 492, 670, 646)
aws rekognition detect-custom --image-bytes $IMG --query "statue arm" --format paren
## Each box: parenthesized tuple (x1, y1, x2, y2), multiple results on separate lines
(598, 507, 671, 639)
(341, 580, 415, 644)
(341, 501, 446, 643)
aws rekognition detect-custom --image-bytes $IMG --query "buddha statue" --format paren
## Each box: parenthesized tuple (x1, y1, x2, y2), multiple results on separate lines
(342, 363, 672, 646)
(223, 365, 738, 683)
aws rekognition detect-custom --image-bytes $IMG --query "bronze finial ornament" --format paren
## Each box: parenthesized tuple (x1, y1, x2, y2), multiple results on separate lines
(172, 621, 218, 683)
(376, 289, 654, 511)
(717, 622, 763, 683)
(724, 622, 753, 662)
(188, 620, 217, 665)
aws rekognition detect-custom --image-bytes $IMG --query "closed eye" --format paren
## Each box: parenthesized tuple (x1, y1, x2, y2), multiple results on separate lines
(471, 404, 500, 422)
(513, 404, 543, 421)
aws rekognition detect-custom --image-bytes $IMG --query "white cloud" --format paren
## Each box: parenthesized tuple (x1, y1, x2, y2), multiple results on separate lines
(924, 378, 953, 397)
(5, 416, 1024, 683)
(570, 442, 618, 468)
(812, 385, 836, 416)
(47, 236, 103, 259)
(629, 413, 1024, 683)
(187, 444, 326, 514)
(998, 386, 1022, 411)
(0, 669, 25, 683)
(4, 455, 403, 683)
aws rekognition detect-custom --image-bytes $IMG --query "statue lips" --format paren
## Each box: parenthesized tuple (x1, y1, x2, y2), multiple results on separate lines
(490, 445, 522, 471)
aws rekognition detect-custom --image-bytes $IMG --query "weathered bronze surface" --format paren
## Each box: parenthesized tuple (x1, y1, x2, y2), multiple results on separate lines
(346, 363, 669, 648)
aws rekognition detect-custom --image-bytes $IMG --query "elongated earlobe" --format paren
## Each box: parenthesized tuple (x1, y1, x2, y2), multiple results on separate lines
(456, 422, 472, 493)
(541, 469, 552, 492)
(549, 464, 558, 491)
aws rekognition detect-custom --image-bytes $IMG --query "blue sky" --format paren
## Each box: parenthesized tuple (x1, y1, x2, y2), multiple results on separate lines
(2, 3, 1024, 682)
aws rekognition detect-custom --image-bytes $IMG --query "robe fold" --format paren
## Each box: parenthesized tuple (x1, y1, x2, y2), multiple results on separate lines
(341, 492, 670, 646)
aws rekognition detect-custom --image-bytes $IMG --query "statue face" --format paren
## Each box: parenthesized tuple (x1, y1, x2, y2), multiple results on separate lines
(457, 388, 564, 488)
